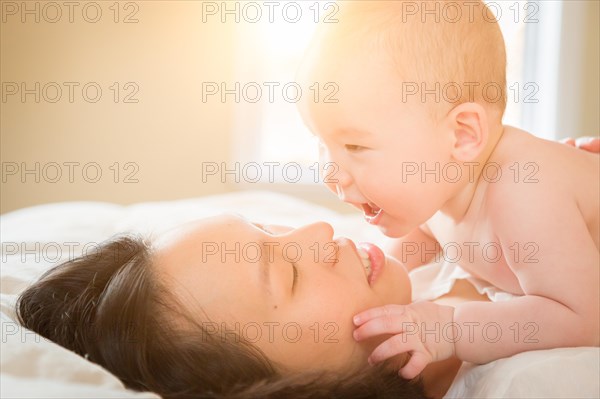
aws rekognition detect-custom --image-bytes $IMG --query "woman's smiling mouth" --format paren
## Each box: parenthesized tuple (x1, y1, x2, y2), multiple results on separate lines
(357, 242, 385, 285)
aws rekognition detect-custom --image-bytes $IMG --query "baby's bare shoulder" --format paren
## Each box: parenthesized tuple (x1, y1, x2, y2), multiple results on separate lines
(489, 126, 597, 192)
(483, 126, 599, 229)
(498, 126, 595, 171)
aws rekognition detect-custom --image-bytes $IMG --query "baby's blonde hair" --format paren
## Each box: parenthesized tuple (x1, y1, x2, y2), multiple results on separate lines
(314, 0, 507, 123)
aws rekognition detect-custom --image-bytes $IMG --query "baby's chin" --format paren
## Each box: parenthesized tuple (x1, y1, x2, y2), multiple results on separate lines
(377, 222, 412, 238)
(372, 212, 419, 238)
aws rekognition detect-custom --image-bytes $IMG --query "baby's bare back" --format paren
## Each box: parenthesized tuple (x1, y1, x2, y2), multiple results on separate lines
(488, 126, 599, 249)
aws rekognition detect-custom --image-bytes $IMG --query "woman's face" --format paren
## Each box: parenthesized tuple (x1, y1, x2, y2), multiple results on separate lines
(154, 214, 411, 373)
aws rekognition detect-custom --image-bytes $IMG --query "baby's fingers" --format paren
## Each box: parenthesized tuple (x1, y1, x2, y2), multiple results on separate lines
(399, 351, 431, 380)
(368, 332, 420, 365)
(560, 136, 600, 152)
(353, 307, 412, 342)
(353, 315, 412, 342)
(577, 137, 600, 152)
(353, 304, 405, 326)
(560, 137, 577, 146)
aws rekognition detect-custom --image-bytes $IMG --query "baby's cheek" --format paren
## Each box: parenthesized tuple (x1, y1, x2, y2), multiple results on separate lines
(323, 179, 338, 197)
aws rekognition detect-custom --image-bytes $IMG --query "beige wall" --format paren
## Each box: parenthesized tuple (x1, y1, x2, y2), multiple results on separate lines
(1, 1, 237, 213)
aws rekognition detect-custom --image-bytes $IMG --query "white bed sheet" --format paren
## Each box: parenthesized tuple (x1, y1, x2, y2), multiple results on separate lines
(1, 190, 598, 398)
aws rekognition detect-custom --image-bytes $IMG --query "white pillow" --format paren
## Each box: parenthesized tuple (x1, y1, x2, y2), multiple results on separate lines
(445, 347, 599, 398)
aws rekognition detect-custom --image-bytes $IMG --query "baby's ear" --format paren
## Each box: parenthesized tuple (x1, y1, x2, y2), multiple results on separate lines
(446, 102, 489, 162)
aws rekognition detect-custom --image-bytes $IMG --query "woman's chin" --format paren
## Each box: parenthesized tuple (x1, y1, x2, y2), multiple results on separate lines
(386, 255, 408, 272)
(381, 256, 412, 304)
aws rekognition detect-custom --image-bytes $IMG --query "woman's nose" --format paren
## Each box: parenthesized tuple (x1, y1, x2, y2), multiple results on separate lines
(290, 222, 334, 243)
(280, 222, 337, 265)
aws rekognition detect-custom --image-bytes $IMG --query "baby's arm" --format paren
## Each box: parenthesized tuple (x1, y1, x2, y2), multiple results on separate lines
(455, 136, 599, 360)
(453, 178, 599, 363)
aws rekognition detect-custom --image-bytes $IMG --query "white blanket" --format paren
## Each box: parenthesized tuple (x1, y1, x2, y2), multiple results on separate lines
(1, 191, 598, 398)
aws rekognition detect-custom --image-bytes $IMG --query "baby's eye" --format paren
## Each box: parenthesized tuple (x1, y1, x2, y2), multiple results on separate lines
(344, 144, 366, 152)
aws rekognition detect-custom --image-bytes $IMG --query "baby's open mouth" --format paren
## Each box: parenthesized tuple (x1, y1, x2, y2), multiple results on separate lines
(362, 202, 382, 217)
(362, 202, 383, 225)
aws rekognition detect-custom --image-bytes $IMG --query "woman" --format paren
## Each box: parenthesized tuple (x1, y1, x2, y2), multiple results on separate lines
(17, 213, 484, 399)
(15, 132, 600, 399)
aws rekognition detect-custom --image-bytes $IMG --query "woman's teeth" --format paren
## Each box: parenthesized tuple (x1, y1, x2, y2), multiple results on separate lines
(357, 247, 372, 278)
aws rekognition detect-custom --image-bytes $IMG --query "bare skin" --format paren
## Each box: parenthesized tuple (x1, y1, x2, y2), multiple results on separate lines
(299, 42, 599, 378)
(152, 215, 412, 374)
(152, 215, 493, 397)
(423, 280, 489, 399)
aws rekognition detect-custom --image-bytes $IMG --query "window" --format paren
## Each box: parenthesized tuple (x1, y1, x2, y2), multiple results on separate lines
(233, 1, 563, 185)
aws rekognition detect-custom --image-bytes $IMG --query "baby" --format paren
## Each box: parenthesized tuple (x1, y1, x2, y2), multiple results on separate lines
(297, 0, 599, 379)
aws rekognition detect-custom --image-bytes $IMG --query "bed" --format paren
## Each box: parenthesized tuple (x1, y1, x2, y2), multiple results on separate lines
(1, 190, 598, 398)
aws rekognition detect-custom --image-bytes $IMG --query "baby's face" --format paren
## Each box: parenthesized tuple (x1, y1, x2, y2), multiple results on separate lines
(298, 47, 457, 237)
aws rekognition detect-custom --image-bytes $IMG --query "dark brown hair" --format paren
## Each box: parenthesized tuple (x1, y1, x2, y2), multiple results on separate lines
(17, 235, 429, 398)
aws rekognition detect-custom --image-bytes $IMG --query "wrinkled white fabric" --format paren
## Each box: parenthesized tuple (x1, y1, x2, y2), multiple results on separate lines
(410, 260, 520, 303)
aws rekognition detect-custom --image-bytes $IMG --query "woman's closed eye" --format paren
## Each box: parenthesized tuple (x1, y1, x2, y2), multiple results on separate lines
(291, 262, 298, 293)
(253, 223, 298, 292)
(344, 144, 367, 152)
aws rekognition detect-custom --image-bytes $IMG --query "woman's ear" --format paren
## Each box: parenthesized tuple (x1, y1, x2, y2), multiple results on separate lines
(446, 102, 489, 162)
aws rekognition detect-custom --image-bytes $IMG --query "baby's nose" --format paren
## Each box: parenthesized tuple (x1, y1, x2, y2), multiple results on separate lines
(335, 183, 348, 201)
(323, 167, 353, 198)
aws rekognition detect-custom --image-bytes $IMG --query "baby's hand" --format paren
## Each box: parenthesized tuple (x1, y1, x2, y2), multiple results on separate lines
(560, 136, 600, 153)
(352, 301, 455, 379)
